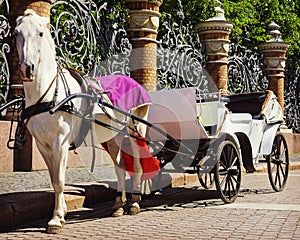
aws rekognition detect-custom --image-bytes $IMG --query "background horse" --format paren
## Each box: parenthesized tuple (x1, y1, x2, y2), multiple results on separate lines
(14, 9, 149, 233)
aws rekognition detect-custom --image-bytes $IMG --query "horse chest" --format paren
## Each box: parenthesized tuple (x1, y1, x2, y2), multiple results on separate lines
(27, 113, 69, 140)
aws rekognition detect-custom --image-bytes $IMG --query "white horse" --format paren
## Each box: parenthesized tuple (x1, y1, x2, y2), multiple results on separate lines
(14, 9, 149, 233)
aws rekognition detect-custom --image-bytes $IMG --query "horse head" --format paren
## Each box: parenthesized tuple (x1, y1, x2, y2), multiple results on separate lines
(14, 9, 56, 82)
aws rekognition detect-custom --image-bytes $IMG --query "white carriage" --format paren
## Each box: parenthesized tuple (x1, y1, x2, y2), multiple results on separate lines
(147, 87, 289, 203)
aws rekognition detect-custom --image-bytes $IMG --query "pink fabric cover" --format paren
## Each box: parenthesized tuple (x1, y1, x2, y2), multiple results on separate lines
(94, 75, 151, 111)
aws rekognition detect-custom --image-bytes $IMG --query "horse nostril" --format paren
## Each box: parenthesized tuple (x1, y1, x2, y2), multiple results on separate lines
(26, 66, 31, 78)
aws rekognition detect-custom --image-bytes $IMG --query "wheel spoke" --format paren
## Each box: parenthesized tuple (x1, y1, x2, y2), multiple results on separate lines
(274, 164, 278, 185)
(219, 174, 226, 188)
(231, 174, 239, 185)
(276, 164, 282, 188)
(204, 174, 208, 185)
(270, 159, 276, 171)
(229, 176, 237, 196)
(267, 133, 289, 192)
(225, 176, 231, 199)
(220, 153, 227, 169)
(279, 164, 286, 180)
(227, 147, 233, 167)
(229, 156, 238, 169)
(215, 139, 241, 203)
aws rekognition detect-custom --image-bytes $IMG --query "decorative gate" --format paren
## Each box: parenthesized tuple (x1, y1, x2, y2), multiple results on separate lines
(285, 55, 300, 133)
(156, 2, 209, 100)
(228, 38, 268, 93)
(0, 0, 11, 106)
(0, 0, 299, 132)
(50, 0, 131, 76)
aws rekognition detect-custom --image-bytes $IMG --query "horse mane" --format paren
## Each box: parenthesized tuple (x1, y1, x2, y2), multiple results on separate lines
(17, 9, 56, 56)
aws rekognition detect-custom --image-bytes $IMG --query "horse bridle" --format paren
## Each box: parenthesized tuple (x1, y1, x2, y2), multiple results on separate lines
(22, 66, 61, 124)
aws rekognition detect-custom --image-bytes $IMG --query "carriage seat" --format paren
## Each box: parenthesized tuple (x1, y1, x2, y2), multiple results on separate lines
(226, 90, 271, 118)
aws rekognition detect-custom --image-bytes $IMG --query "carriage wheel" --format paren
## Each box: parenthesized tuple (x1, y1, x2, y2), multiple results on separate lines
(267, 132, 289, 192)
(198, 167, 214, 189)
(214, 140, 241, 204)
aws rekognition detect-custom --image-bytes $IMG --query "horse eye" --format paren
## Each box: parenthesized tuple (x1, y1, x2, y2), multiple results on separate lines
(39, 32, 43, 37)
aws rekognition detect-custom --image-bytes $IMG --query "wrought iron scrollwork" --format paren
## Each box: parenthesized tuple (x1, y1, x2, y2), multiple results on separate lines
(50, 0, 131, 76)
(0, 0, 11, 106)
(228, 39, 268, 94)
(157, 0, 209, 100)
(285, 55, 300, 133)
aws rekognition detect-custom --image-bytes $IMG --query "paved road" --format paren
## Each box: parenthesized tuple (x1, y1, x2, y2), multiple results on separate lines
(1, 169, 300, 239)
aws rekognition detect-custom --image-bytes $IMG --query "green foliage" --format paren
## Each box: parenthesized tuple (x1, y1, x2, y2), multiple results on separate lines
(222, 0, 300, 58)
(160, 0, 216, 24)
(160, 0, 300, 58)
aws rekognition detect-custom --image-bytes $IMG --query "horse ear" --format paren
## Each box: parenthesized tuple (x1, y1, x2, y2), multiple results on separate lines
(16, 16, 22, 26)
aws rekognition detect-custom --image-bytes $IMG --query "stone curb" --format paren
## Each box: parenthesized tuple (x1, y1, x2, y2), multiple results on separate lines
(254, 161, 300, 172)
(1, 161, 300, 232)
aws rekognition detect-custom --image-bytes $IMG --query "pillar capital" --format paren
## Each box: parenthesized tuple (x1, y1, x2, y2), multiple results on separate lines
(258, 42, 289, 78)
(123, 0, 163, 91)
(124, 0, 163, 5)
(258, 22, 289, 112)
(124, 0, 162, 43)
(195, 1, 233, 92)
(196, 21, 233, 61)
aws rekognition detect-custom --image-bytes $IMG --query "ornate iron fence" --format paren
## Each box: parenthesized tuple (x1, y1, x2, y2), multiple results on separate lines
(285, 55, 300, 133)
(156, 1, 209, 100)
(50, 0, 131, 77)
(228, 38, 268, 93)
(0, 0, 299, 132)
(0, 0, 11, 106)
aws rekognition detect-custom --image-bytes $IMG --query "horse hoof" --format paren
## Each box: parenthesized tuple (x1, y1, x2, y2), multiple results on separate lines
(112, 207, 124, 217)
(47, 225, 62, 234)
(129, 202, 140, 215)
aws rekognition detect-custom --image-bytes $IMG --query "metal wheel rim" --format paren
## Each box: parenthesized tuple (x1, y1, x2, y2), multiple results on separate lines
(267, 133, 289, 192)
(198, 168, 214, 189)
(215, 140, 241, 203)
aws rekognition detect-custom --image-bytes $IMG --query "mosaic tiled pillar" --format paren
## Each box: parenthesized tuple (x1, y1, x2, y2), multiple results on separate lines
(196, 1, 233, 93)
(258, 22, 289, 113)
(124, 0, 163, 91)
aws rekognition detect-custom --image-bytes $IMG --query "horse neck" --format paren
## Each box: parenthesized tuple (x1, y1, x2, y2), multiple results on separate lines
(23, 55, 58, 107)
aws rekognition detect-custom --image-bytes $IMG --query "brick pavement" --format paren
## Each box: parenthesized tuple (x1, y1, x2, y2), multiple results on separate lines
(0, 167, 300, 239)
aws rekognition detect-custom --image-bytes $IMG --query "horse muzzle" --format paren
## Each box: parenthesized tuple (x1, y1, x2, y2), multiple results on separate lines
(20, 63, 34, 82)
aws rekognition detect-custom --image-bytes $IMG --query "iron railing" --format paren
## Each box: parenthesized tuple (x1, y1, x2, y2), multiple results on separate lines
(0, 0, 11, 106)
(50, 0, 131, 76)
(285, 55, 300, 132)
(228, 38, 268, 93)
(0, 0, 299, 132)
(156, 5, 209, 100)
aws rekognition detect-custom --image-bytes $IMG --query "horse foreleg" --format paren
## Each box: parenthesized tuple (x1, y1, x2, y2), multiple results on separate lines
(35, 141, 65, 233)
(106, 137, 127, 217)
(46, 143, 69, 234)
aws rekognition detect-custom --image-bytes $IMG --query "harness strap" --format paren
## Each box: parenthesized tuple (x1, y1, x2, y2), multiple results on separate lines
(22, 101, 72, 120)
(24, 67, 60, 124)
